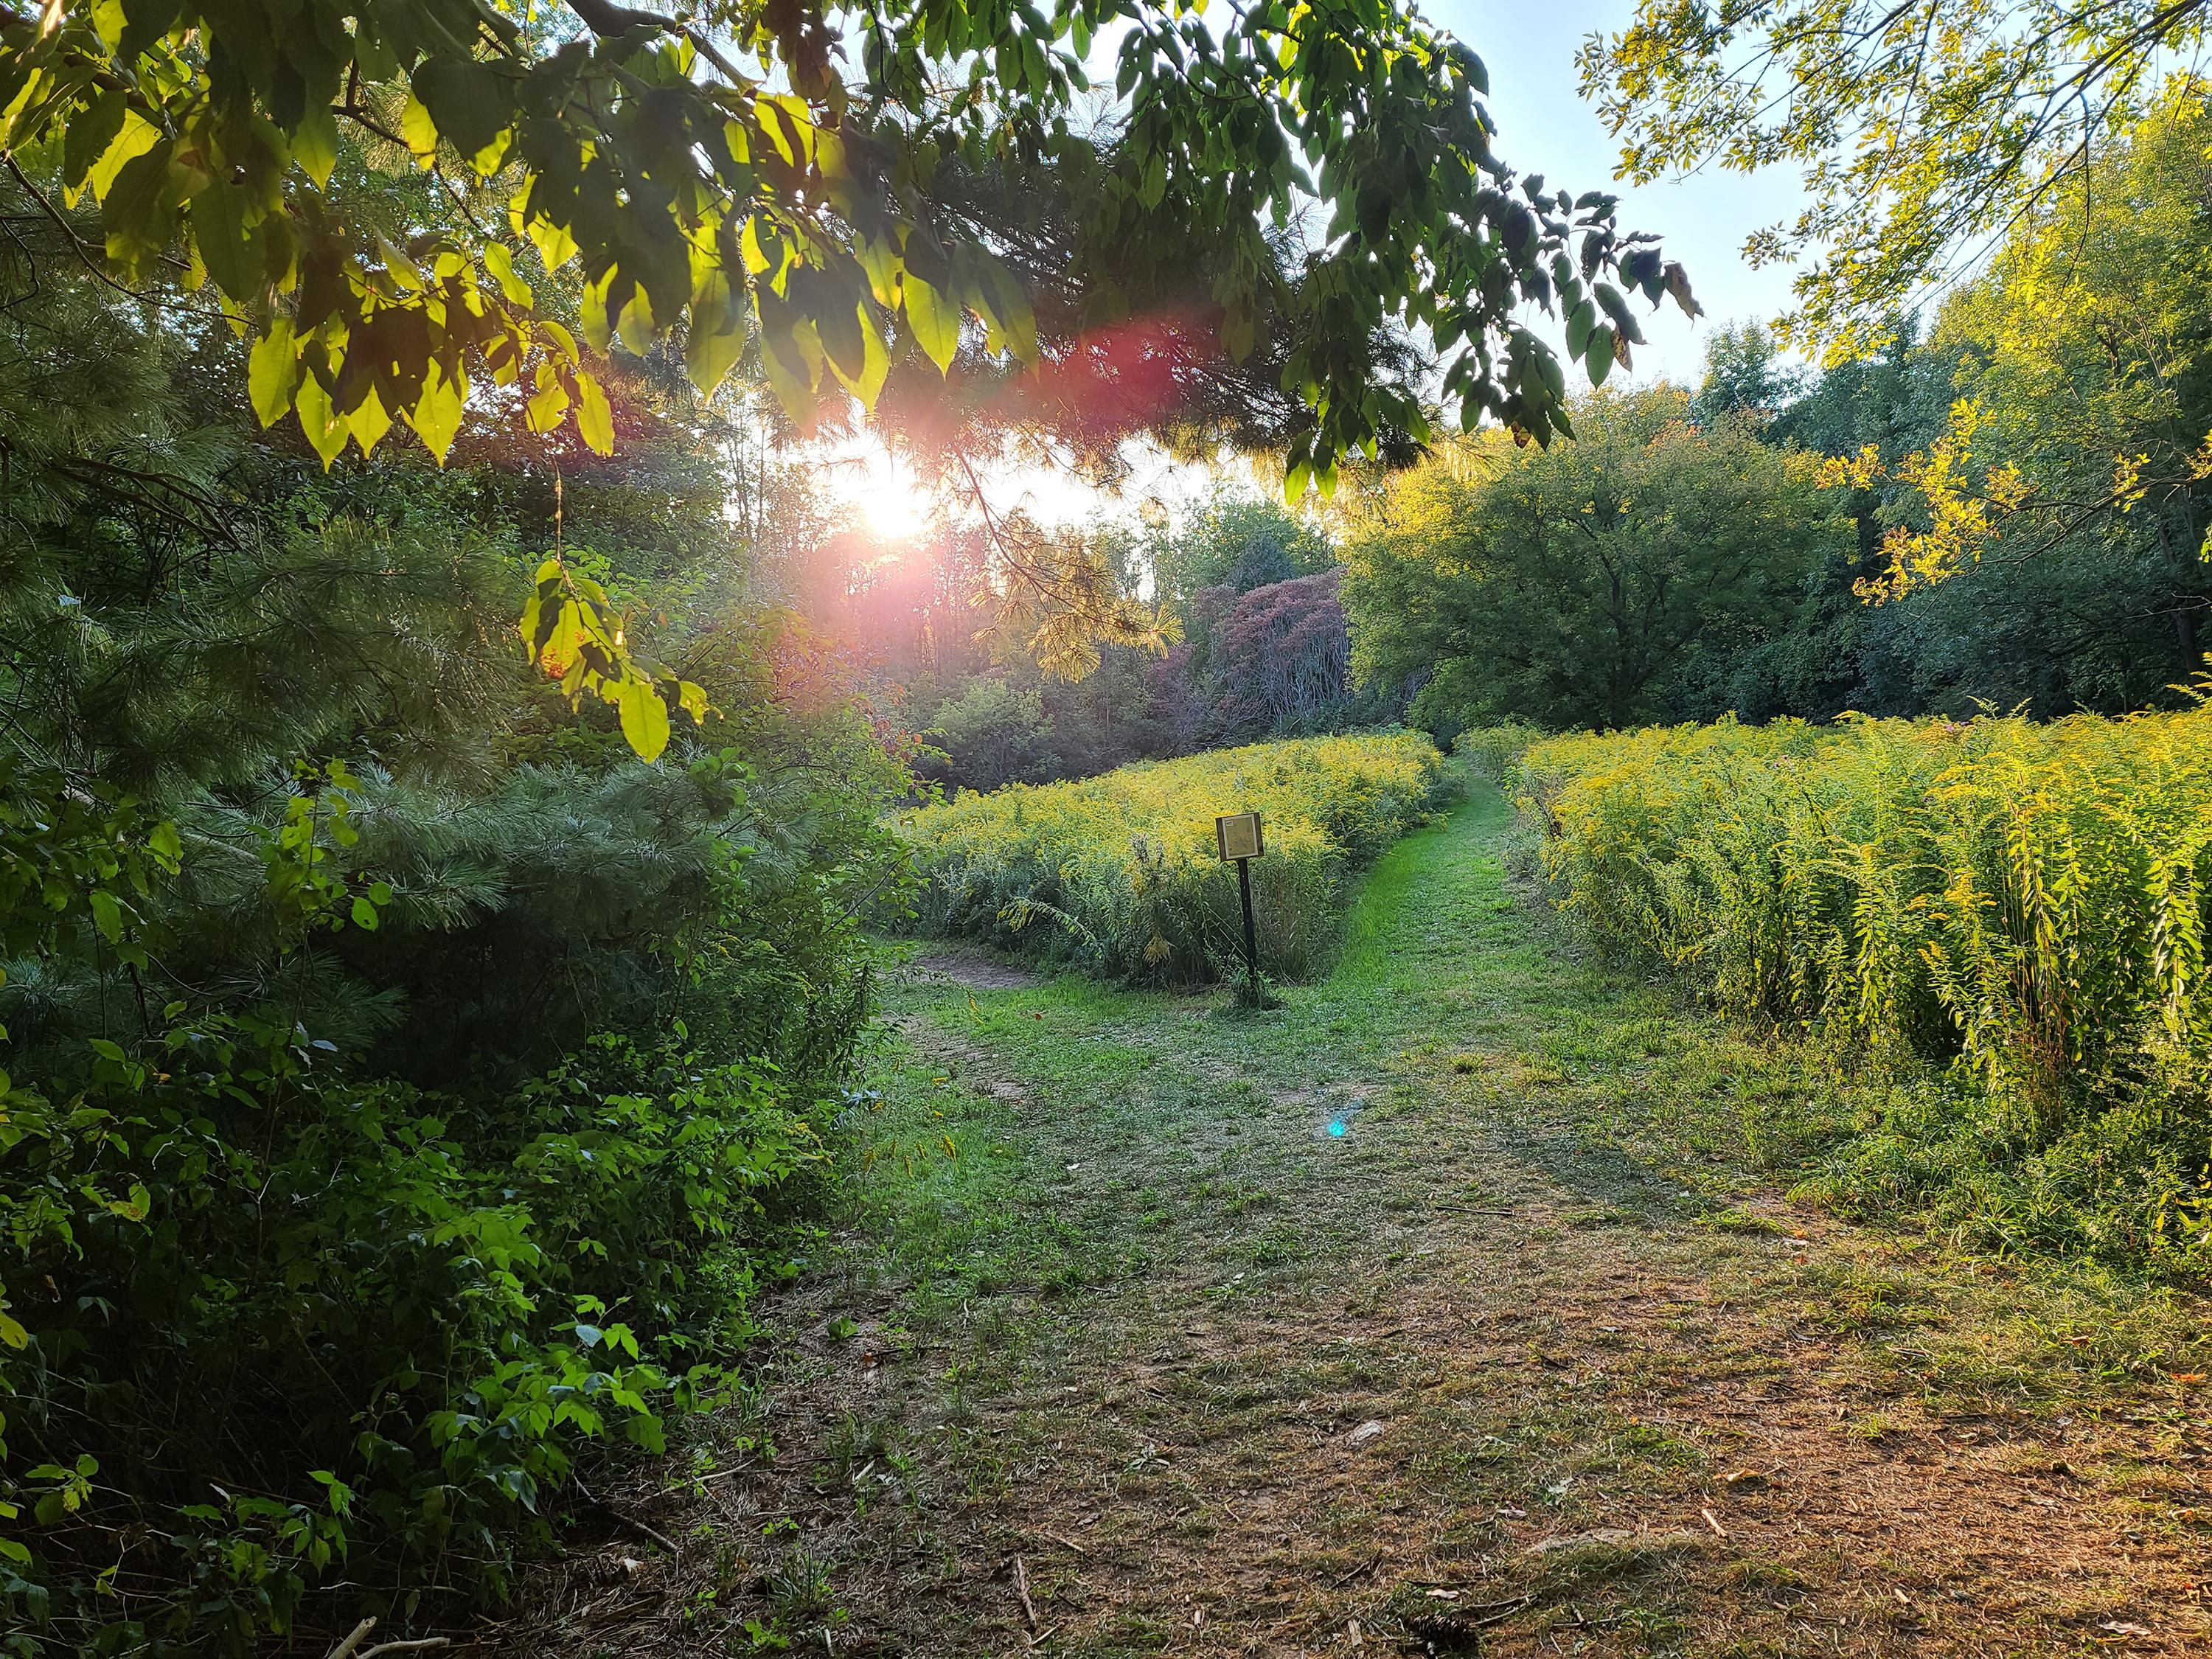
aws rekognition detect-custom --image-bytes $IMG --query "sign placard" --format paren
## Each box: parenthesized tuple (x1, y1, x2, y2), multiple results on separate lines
(1215, 811, 1263, 861)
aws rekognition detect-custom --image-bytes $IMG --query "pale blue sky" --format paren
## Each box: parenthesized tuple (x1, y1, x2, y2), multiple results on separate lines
(1427, 0, 1809, 384)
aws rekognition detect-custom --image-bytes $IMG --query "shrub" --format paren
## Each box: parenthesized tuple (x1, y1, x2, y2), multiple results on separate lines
(1517, 702, 2212, 1274)
(1455, 723, 1545, 783)
(0, 1005, 832, 1652)
(903, 733, 1450, 984)
(917, 679, 1060, 793)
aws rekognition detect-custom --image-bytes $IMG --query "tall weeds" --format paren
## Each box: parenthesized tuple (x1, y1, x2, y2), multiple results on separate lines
(905, 733, 1450, 984)
(1519, 703, 2212, 1273)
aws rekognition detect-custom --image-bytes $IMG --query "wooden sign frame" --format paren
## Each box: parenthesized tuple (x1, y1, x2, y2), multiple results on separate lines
(1215, 812, 1264, 861)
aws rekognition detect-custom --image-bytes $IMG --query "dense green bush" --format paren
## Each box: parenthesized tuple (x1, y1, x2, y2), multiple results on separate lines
(904, 733, 1450, 984)
(1, 1014, 825, 1648)
(0, 250, 911, 1650)
(1519, 706, 2212, 1274)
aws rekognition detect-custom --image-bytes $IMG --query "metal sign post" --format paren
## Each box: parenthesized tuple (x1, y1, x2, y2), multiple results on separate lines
(1215, 812, 1265, 1002)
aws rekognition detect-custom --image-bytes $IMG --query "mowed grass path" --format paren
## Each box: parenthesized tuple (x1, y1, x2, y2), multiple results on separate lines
(540, 787, 2211, 1658)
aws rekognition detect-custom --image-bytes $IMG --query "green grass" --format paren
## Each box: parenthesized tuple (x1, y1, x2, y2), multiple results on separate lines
(707, 782, 2211, 1654)
(854, 785, 2205, 1389)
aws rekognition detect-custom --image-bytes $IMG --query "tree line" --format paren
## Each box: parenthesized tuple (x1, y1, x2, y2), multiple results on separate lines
(1344, 91, 2212, 737)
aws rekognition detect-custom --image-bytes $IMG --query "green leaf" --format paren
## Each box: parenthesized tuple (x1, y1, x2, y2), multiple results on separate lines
(292, 100, 341, 189)
(88, 890, 123, 943)
(905, 272, 959, 372)
(615, 678, 672, 762)
(0, 1309, 26, 1350)
(1565, 299, 1596, 358)
(350, 895, 380, 930)
(1587, 326, 1615, 388)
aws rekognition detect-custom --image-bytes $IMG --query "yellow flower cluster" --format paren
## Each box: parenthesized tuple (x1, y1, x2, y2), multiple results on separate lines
(1519, 704, 2212, 1138)
(904, 733, 1448, 984)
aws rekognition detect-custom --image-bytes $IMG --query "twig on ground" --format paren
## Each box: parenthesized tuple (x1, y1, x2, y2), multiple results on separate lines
(692, 1461, 757, 1484)
(574, 1477, 681, 1557)
(599, 1503, 681, 1557)
(1328, 1554, 1381, 1587)
(1032, 1529, 1091, 1556)
(1700, 1505, 1728, 1538)
(1470, 1596, 1534, 1628)
(1014, 1554, 1038, 1630)
(361, 1640, 452, 1658)
(324, 1618, 378, 1659)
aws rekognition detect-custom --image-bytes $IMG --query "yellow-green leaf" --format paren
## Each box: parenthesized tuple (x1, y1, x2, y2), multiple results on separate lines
(577, 372, 614, 454)
(686, 321, 744, 399)
(580, 271, 613, 353)
(86, 109, 161, 205)
(296, 372, 349, 467)
(525, 369, 571, 434)
(399, 93, 438, 164)
(404, 362, 465, 462)
(614, 285, 655, 356)
(348, 387, 394, 456)
(825, 301, 889, 406)
(905, 272, 959, 373)
(615, 676, 671, 762)
(482, 242, 534, 307)
(525, 213, 578, 274)
(248, 320, 298, 429)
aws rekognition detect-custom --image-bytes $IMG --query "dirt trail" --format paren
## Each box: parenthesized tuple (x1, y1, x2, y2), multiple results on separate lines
(515, 790, 2211, 1658)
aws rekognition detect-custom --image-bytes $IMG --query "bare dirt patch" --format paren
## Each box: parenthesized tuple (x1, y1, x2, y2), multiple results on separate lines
(911, 947, 1045, 991)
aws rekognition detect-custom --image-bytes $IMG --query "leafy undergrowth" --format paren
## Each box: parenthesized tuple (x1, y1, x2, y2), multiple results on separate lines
(503, 786, 2212, 1659)
(902, 731, 1451, 984)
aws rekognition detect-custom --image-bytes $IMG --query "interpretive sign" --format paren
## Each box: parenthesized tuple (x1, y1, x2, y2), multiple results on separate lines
(1214, 813, 1265, 1001)
(1215, 811, 1264, 863)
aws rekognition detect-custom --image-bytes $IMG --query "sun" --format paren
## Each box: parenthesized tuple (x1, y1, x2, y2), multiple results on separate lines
(856, 447, 931, 541)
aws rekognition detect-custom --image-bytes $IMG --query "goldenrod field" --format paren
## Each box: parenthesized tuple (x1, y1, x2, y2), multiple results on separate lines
(1517, 703, 2212, 1271)
(903, 732, 1450, 984)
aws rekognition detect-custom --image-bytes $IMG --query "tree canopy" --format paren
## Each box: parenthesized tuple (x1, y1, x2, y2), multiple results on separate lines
(1580, 0, 2211, 360)
(1343, 387, 1844, 731)
(3, 0, 1697, 479)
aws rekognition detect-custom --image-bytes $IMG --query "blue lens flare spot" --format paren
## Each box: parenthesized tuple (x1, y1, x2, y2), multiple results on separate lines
(1328, 1119, 1347, 1137)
